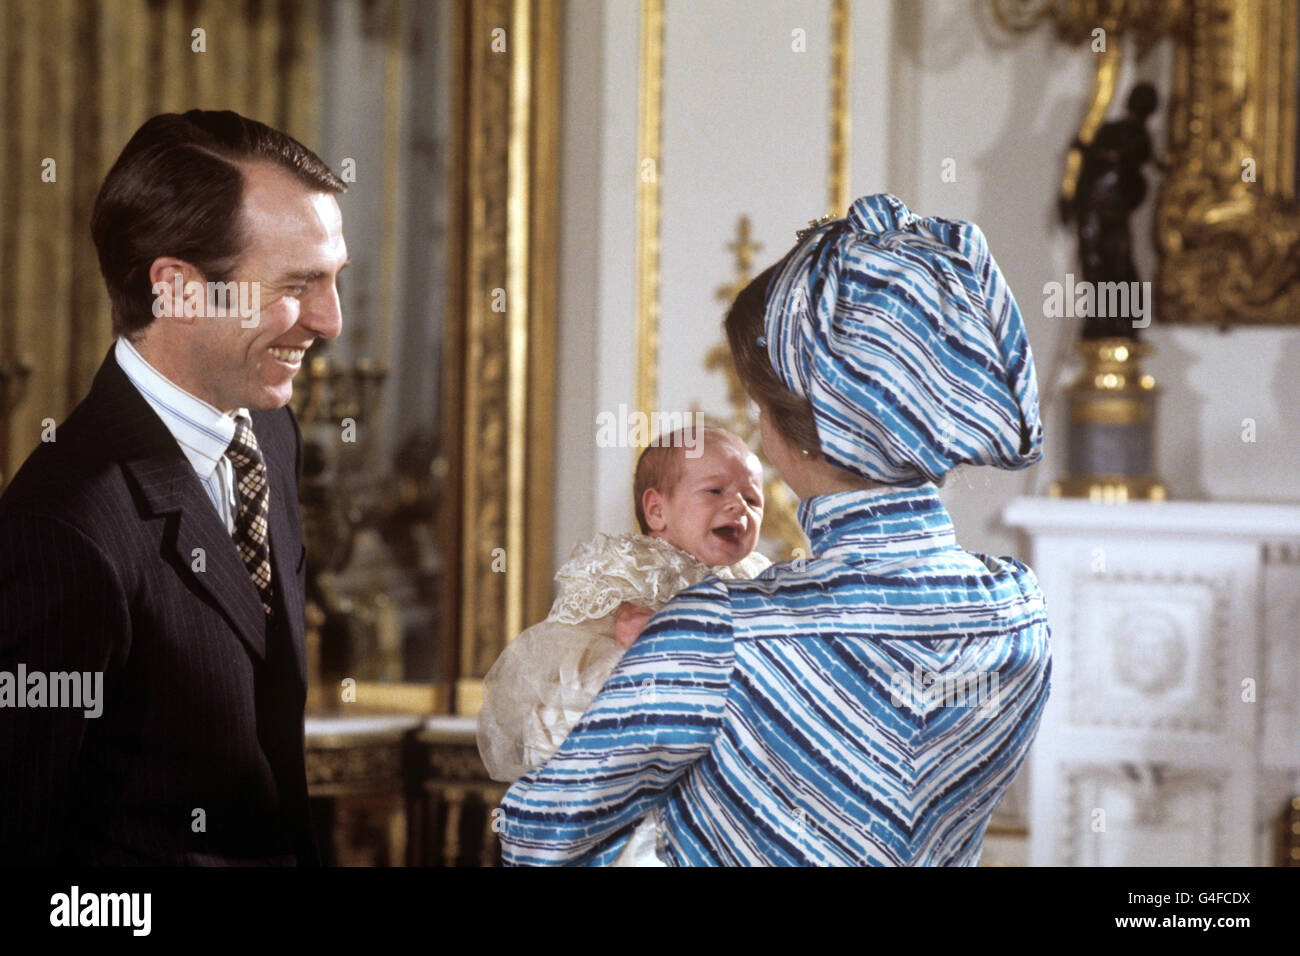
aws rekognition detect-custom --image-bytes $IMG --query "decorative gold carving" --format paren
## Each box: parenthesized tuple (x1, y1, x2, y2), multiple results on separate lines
(1280, 796, 1300, 865)
(1156, 0, 1299, 325)
(990, 0, 1190, 45)
(456, 0, 560, 714)
(636, 0, 665, 417)
(461, 0, 512, 705)
(713, 216, 763, 305)
(828, 0, 852, 217)
(704, 216, 810, 561)
(1060, 44, 1120, 206)
(306, 741, 405, 791)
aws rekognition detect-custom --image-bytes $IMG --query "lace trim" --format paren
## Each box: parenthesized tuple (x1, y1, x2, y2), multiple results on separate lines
(548, 533, 771, 624)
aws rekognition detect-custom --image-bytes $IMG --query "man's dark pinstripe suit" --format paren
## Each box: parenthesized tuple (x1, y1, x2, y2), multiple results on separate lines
(0, 347, 319, 865)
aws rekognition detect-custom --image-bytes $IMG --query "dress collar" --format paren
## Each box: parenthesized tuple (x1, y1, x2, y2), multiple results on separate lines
(796, 483, 957, 564)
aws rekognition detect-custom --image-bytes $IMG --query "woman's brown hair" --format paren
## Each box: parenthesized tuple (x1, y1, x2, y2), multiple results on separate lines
(723, 263, 823, 457)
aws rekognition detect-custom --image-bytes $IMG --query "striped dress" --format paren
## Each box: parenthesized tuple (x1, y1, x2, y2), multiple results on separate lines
(497, 484, 1051, 866)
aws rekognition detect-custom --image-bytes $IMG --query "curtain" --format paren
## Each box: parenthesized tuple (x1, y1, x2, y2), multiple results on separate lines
(0, 0, 322, 482)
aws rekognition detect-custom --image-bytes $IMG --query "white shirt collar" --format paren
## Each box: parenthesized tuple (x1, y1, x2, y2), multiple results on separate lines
(114, 337, 249, 477)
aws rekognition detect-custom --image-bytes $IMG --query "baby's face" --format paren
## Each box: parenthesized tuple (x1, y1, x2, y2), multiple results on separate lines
(646, 440, 765, 567)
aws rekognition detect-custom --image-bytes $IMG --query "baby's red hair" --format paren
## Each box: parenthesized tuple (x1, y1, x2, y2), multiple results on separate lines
(633, 426, 753, 534)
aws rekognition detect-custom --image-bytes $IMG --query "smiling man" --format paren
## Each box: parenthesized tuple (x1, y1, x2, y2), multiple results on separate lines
(0, 111, 347, 865)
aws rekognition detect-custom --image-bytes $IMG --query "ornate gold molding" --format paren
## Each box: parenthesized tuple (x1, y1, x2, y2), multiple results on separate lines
(378, 0, 405, 366)
(1157, 0, 1299, 325)
(994, 0, 1192, 205)
(636, 0, 664, 417)
(828, 0, 852, 217)
(305, 735, 406, 792)
(454, 0, 559, 714)
(1060, 43, 1120, 204)
(990, 0, 1189, 41)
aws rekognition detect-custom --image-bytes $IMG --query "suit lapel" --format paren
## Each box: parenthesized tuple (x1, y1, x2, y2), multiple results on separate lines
(90, 350, 269, 661)
(255, 411, 308, 692)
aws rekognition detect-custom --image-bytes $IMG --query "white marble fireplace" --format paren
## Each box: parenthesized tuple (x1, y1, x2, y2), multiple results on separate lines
(1003, 497, 1300, 866)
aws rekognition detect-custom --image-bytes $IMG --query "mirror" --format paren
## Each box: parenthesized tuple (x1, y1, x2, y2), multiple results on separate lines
(297, 0, 561, 716)
(294, 0, 457, 712)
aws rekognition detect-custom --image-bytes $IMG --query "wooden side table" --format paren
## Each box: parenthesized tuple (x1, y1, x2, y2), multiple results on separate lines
(305, 715, 422, 866)
(410, 716, 509, 867)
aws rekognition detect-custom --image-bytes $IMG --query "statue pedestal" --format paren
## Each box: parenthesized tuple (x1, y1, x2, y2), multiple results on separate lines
(1052, 337, 1165, 502)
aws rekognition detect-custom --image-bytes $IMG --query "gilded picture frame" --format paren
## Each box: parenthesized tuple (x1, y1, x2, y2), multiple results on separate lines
(300, 0, 560, 718)
(446, 0, 560, 715)
(1155, 0, 1299, 326)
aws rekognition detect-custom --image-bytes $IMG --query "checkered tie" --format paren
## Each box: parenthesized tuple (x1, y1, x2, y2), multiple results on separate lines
(225, 416, 274, 615)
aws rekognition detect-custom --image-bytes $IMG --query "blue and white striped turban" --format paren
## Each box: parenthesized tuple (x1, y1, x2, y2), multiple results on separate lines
(763, 193, 1043, 486)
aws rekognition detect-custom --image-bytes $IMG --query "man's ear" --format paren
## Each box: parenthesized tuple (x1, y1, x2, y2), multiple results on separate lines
(148, 257, 205, 325)
(642, 487, 668, 533)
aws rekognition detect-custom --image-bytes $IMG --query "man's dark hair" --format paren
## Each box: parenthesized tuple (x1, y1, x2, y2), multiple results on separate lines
(91, 110, 346, 337)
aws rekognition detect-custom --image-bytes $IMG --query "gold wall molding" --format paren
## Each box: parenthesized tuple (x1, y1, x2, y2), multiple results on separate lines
(453, 0, 559, 715)
(991, 0, 1188, 41)
(828, 0, 852, 217)
(378, 0, 406, 370)
(636, 0, 665, 418)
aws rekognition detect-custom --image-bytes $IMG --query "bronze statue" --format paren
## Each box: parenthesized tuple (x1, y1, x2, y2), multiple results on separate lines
(1061, 82, 1158, 340)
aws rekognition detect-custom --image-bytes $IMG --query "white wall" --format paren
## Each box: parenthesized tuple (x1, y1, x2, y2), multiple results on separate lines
(554, 0, 639, 572)
(553, 0, 1300, 576)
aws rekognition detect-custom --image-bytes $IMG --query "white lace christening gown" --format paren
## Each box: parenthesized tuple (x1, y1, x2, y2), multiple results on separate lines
(477, 532, 771, 866)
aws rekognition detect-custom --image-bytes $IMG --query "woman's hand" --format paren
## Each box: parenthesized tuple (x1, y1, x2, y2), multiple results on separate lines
(614, 602, 654, 648)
